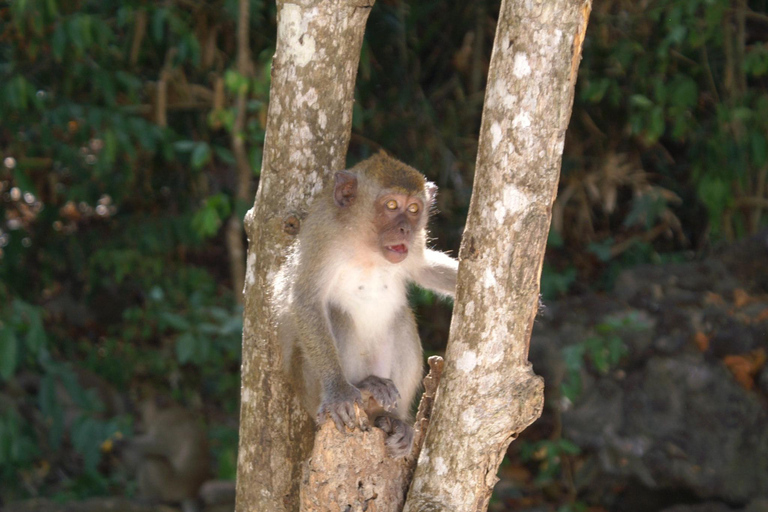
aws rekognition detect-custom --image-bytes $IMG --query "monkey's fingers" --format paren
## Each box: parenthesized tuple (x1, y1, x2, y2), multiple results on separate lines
(320, 401, 360, 432)
(357, 376, 400, 412)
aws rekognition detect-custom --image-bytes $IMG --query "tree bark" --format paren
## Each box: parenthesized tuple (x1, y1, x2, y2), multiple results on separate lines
(235, 1, 374, 511)
(299, 357, 444, 511)
(404, 1, 591, 511)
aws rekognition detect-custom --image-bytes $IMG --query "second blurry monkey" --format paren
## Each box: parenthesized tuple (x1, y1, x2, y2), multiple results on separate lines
(122, 398, 210, 512)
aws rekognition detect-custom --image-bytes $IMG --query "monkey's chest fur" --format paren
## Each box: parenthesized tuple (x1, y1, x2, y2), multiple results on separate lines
(326, 262, 409, 383)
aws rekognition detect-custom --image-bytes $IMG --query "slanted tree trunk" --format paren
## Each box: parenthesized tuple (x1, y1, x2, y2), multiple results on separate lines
(235, 1, 374, 511)
(404, 1, 591, 510)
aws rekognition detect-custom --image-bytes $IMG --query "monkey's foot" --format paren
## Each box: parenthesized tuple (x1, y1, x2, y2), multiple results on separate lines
(374, 416, 414, 458)
(356, 375, 400, 412)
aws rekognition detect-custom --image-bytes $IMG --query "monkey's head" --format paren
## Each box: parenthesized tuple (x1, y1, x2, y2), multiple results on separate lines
(333, 152, 436, 264)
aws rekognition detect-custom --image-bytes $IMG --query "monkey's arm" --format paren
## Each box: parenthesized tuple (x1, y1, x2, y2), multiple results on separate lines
(412, 249, 458, 297)
(293, 286, 366, 430)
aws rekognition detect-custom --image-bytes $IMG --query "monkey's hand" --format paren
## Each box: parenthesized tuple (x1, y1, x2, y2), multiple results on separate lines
(318, 382, 368, 432)
(374, 416, 414, 458)
(356, 375, 400, 412)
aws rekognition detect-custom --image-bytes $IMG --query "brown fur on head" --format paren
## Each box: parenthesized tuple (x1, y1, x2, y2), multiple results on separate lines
(355, 151, 427, 196)
(332, 151, 436, 213)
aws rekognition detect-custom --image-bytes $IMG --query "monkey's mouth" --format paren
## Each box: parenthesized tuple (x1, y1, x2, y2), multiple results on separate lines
(386, 244, 408, 255)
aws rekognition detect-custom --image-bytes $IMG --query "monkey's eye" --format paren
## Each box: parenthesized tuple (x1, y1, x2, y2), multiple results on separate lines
(386, 200, 398, 210)
(407, 203, 419, 214)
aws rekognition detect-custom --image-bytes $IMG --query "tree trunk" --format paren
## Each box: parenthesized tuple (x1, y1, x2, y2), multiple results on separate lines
(235, 1, 374, 511)
(404, 1, 591, 511)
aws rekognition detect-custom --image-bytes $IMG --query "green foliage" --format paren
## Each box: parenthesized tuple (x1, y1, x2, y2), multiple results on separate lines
(0, 409, 39, 483)
(519, 438, 581, 484)
(0, 297, 134, 498)
(541, 264, 577, 300)
(576, 0, 768, 239)
(0, 299, 48, 380)
(192, 194, 233, 239)
(209, 423, 239, 480)
(0, 0, 271, 501)
(561, 313, 650, 402)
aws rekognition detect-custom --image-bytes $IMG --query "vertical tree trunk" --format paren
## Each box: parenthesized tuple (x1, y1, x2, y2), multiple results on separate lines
(235, 1, 374, 511)
(404, 1, 591, 511)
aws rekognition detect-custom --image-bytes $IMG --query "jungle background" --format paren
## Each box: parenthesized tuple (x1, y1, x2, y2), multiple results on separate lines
(1, 0, 768, 511)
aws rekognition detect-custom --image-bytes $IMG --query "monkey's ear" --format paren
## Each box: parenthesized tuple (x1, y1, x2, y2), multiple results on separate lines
(425, 181, 438, 206)
(334, 171, 358, 208)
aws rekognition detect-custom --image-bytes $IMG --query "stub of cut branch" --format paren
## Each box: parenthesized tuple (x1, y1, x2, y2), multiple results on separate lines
(409, 356, 444, 461)
(299, 356, 445, 511)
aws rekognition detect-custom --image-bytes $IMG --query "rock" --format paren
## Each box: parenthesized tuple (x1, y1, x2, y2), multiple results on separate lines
(528, 241, 768, 508)
(559, 352, 768, 502)
(746, 499, 768, 512)
(659, 503, 735, 512)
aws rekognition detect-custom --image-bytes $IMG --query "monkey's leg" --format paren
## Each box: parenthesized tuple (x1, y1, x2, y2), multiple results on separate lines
(137, 458, 174, 501)
(374, 415, 414, 458)
(356, 375, 400, 412)
(389, 309, 423, 420)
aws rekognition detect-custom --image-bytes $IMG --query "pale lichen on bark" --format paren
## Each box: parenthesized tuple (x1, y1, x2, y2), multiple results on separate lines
(235, 1, 374, 511)
(404, 0, 591, 511)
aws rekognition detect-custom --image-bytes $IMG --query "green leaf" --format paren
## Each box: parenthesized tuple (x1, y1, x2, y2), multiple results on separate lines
(46, 0, 59, 17)
(26, 315, 47, 355)
(39, 373, 65, 449)
(669, 76, 698, 109)
(173, 140, 196, 153)
(192, 206, 222, 238)
(0, 329, 19, 380)
(198, 323, 220, 336)
(160, 312, 192, 331)
(52, 24, 66, 62)
(587, 239, 613, 262)
(224, 69, 249, 94)
(149, 287, 165, 301)
(152, 8, 168, 42)
(582, 78, 611, 103)
(557, 439, 581, 455)
(195, 335, 211, 363)
(176, 332, 196, 364)
(191, 142, 212, 169)
(562, 345, 585, 372)
(731, 107, 753, 121)
(214, 146, 236, 165)
(751, 133, 767, 167)
(71, 416, 103, 472)
(629, 94, 653, 109)
(647, 105, 666, 141)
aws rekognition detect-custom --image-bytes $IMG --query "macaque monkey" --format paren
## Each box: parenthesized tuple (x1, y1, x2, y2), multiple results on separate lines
(122, 398, 211, 512)
(275, 151, 458, 457)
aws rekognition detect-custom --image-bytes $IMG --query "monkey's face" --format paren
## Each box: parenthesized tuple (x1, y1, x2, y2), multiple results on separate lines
(374, 192, 425, 264)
